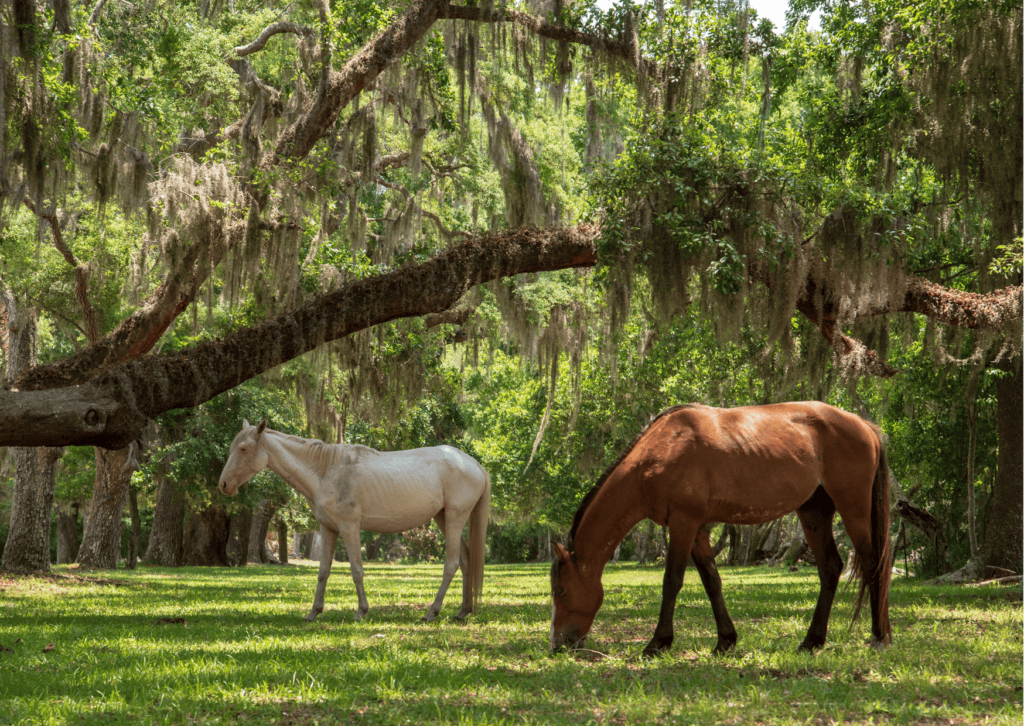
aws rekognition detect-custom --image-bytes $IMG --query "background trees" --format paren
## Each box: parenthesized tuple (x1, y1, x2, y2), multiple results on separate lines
(0, 0, 1019, 578)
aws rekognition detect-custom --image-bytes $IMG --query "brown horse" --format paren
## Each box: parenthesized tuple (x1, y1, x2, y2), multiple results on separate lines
(550, 402, 892, 657)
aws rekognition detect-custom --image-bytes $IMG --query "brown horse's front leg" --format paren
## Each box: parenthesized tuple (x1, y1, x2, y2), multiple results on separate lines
(643, 519, 699, 658)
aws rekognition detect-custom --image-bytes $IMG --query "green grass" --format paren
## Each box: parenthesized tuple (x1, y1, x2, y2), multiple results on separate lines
(1, 561, 1020, 724)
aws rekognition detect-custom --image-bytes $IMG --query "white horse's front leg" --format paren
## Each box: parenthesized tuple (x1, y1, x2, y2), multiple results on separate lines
(306, 526, 339, 621)
(339, 524, 369, 620)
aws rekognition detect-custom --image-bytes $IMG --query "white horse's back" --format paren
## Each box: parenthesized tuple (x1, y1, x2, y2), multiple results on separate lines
(332, 445, 487, 533)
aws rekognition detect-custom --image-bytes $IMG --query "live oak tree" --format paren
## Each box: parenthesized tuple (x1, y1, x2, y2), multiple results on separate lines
(0, 1, 1019, 572)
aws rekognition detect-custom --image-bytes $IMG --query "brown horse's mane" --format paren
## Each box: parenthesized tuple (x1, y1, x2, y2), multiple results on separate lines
(566, 404, 700, 552)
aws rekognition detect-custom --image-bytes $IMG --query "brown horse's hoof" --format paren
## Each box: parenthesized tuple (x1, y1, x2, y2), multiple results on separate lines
(867, 635, 891, 650)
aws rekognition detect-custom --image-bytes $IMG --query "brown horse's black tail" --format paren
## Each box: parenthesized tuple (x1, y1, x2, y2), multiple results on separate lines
(851, 427, 893, 644)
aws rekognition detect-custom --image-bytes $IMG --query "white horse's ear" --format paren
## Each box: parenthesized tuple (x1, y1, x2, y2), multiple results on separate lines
(243, 418, 251, 428)
(256, 419, 268, 436)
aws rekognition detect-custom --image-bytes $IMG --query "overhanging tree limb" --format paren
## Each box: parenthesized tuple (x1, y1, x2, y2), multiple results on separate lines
(1, 224, 600, 449)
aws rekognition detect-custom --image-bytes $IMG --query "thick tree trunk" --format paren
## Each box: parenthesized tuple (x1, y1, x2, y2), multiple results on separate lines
(55, 502, 81, 564)
(226, 508, 252, 567)
(76, 446, 133, 569)
(181, 504, 230, 566)
(2, 446, 63, 573)
(1, 300, 63, 573)
(977, 362, 1023, 573)
(144, 475, 186, 566)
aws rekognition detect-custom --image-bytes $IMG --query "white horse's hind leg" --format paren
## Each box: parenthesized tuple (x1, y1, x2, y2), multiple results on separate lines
(306, 526, 339, 621)
(423, 511, 469, 622)
(339, 524, 370, 620)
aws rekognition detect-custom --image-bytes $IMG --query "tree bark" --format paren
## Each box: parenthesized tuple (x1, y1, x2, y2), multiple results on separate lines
(977, 362, 1023, 573)
(2, 446, 63, 573)
(1, 297, 64, 573)
(3, 225, 600, 449)
(247, 499, 278, 563)
(76, 446, 134, 568)
(276, 518, 288, 565)
(55, 502, 80, 564)
(181, 504, 230, 566)
(144, 475, 186, 566)
(226, 508, 252, 567)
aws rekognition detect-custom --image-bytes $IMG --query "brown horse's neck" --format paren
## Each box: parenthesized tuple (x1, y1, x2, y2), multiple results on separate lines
(572, 466, 649, 574)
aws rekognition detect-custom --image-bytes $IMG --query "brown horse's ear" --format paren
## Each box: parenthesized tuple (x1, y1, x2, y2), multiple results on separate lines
(553, 542, 571, 563)
(256, 419, 268, 436)
(242, 418, 251, 428)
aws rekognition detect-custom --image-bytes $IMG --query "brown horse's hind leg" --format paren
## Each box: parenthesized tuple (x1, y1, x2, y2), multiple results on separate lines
(796, 487, 843, 652)
(643, 518, 700, 658)
(690, 525, 737, 654)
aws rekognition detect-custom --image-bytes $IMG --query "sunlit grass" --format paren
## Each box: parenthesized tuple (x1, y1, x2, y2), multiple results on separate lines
(1, 561, 1020, 724)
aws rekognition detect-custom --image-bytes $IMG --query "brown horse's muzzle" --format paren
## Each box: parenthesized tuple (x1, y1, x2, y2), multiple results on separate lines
(550, 627, 588, 652)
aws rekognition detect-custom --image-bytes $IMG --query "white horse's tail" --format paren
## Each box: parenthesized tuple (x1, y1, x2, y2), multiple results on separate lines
(467, 469, 490, 613)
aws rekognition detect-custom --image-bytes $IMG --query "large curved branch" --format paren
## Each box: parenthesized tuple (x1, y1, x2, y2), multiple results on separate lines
(0, 224, 600, 448)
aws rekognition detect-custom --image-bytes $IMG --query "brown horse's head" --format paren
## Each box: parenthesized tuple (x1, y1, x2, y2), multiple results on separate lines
(218, 419, 269, 495)
(550, 542, 604, 651)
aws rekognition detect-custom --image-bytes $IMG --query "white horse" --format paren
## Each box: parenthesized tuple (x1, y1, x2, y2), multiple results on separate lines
(218, 419, 490, 622)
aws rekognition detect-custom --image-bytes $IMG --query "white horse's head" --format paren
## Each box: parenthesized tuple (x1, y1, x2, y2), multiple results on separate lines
(218, 419, 269, 495)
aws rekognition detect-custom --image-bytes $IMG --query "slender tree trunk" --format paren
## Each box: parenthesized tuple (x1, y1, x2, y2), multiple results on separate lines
(965, 400, 979, 559)
(276, 518, 288, 565)
(144, 475, 186, 566)
(77, 446, 133, 568)
(725, 524, 741, 565)
(300, 531, 314, 559)
(55, 502, 81, 564)
(365, 533, 388, 561)
(247, 500, 278, 563)
(226, 507, 252, 567)
(126, 488, 142, 570)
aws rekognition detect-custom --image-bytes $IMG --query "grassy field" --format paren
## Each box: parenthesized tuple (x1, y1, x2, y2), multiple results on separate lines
(0, 560, 1020, 725)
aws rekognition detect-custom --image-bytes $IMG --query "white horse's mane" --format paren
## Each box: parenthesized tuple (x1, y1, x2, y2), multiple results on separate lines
(267, 429, 380, 478)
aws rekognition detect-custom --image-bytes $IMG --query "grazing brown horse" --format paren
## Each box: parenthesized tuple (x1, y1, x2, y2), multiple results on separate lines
(550, 402, 892, 657)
